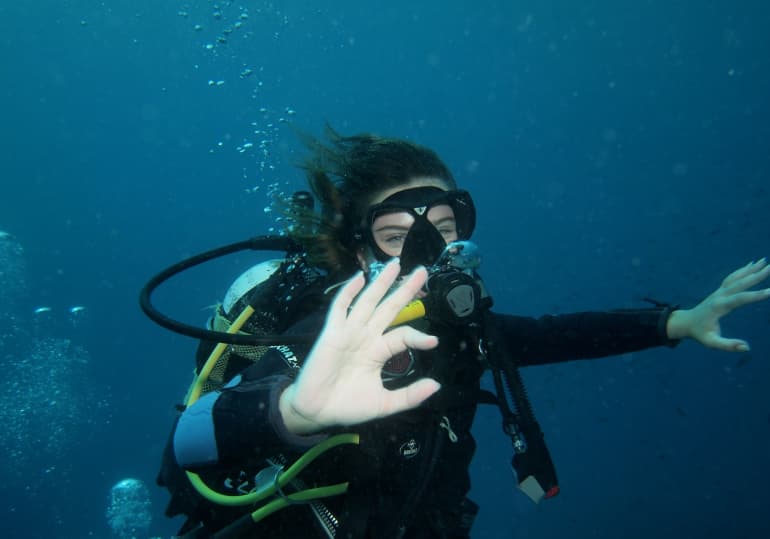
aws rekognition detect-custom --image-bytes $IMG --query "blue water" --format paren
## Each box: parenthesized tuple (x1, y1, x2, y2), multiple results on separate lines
(1, 1, 768, 537)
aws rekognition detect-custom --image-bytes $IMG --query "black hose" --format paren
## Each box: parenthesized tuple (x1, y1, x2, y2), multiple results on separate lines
(139, 235, 315, 345)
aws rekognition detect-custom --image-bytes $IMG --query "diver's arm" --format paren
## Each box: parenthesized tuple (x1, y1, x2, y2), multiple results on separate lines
(494, 258, 770, 367)
(173, 347, 324, 469)
(175, 261, 440, 464)
(490, 307, 677, 367)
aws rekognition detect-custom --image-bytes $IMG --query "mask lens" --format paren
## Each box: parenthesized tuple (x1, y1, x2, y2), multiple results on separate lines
(362, 187, 476, 263)
(370, 210, 416, 258)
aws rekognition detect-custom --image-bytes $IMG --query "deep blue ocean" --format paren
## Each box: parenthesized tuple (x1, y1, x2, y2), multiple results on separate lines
(1, 1, 769, 538)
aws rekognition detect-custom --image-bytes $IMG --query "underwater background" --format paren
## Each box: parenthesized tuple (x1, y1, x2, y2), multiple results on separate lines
(1, 1, 769, 537)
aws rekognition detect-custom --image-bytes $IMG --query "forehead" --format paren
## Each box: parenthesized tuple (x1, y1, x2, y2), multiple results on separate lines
(367, 176, 450, 206)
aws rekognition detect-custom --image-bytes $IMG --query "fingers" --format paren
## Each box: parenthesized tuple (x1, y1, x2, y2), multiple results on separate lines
(727, 262, 770, 295)
(346, 259, 401, 327)
(380, 378, 442, 416)
(716, 259, 770, 315)
(326, 271, 366, 328)
(369, 266, 429, 330)
(343, 260, 429, 332)
(721, 288, 770, 312)
(722, 258, 768, 289)
(382, 325, 438, 359)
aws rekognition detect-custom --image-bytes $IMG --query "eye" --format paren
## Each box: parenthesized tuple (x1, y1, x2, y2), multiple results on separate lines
(435, 222, 458, 240)
(384, 234, 407, 245)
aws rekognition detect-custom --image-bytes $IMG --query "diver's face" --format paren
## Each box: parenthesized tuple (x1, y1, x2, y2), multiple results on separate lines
(356, 177, 457, 269)
(371, 204, 458, 258)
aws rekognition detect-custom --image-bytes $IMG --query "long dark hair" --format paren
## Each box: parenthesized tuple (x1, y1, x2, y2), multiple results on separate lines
(288, 126, 456, 273)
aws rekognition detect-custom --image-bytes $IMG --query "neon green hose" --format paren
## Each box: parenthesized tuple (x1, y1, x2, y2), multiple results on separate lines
(187, 432, 359, 507)
(183, 303, 360, 517)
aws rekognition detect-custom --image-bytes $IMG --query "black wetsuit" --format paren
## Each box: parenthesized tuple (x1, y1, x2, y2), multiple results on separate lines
(158, 263, 677, 538)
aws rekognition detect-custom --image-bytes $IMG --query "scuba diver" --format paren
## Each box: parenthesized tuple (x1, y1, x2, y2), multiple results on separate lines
(147, 129, 770, 538)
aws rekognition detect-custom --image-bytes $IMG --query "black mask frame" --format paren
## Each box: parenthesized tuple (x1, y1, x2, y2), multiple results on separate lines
(355, 187, 476, 270)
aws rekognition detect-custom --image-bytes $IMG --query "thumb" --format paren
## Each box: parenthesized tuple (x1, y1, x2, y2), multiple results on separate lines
(380, 378, 441, 416)
(704, 334, 750, 352)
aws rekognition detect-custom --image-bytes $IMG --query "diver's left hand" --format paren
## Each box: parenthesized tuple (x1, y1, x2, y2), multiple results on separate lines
(666, 258, 770, 351)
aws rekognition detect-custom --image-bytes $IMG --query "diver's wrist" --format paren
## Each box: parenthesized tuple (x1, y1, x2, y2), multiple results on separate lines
(665, 309, 691, 341)
(278, 384, 323, 435)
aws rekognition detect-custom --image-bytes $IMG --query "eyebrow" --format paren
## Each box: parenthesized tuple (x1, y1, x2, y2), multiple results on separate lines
(431, 216, 456, 227)
(373, 224, 412, 234)
(374, 216, 456, 234)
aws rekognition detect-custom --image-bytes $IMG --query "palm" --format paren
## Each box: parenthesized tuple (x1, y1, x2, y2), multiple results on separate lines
(285, 261, 440, 432)
(687, 258, 770, 351)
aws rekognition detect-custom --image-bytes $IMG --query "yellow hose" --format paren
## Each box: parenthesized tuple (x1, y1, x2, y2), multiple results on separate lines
(182, 304, 362, 513)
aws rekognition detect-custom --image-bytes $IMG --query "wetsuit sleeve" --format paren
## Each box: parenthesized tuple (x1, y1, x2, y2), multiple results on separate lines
(173, 346, 326, 470)
(488, 307, 679, 367)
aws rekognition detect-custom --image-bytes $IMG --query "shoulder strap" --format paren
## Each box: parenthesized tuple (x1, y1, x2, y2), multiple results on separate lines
(194, 254, 329, 392)
(482, 311, 560, 502)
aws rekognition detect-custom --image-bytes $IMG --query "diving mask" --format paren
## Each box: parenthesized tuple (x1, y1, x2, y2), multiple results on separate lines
(356, 186, 476, 274)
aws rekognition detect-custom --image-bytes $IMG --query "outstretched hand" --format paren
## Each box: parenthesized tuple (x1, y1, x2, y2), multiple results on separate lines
(279, 259, 440, 435)
(667, 258, 770, 352)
